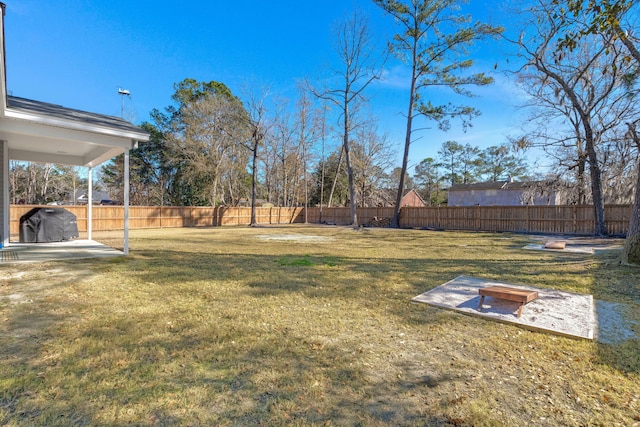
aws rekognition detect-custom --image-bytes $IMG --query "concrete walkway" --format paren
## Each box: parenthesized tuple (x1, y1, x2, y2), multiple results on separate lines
(0, 240, 123, 263)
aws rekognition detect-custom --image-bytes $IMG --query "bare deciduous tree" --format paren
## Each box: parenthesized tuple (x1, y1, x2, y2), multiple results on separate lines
(294, 88, 320, 221)
(512, 0, 640, 235)
(308, 10, 384, 226)
(550, 0, 640, 261)
(240, 86, 271, 225)
(9, 162, 84, 204)
(351, 120, 396, 207)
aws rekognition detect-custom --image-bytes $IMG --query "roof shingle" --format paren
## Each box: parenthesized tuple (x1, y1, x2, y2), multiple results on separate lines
(7, 95, 148, 135)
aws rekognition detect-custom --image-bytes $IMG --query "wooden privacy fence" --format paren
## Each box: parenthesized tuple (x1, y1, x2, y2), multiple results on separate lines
(400, 205, 630, 235)
(9, 205, 306, 236)
(9, 204, 632, 237)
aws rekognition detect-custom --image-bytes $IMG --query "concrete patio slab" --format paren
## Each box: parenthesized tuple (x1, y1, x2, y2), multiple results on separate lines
(523, 237, 624, 255)
(523, 243, 595, 254)
(413, 275, 595, 340)
(413, 276, 637, 343)
(0, 240, 123, 263)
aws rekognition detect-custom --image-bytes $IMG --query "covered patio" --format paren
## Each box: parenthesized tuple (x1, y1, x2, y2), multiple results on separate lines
(0, 2, 149, 257)
(0, 239, 124, 263)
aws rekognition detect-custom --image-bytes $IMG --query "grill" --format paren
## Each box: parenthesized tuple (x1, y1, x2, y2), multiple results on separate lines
(19, 208, 79, 243)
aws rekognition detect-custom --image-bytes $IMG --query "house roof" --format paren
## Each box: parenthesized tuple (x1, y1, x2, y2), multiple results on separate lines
(376, 188, 425, 207)
(7, 96, 145, 135)
(449, 181, 529, 191)
(401, 188, 426, 205)
(0, 96, 149, 167)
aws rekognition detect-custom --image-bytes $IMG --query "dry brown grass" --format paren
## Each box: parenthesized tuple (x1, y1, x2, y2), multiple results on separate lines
(0, 225, 638, 426)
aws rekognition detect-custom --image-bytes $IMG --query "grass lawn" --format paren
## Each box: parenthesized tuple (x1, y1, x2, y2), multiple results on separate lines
(1, 225, 638, 426)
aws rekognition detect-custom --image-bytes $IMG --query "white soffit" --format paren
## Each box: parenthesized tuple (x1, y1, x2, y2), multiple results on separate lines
(0, 97, 149, 167)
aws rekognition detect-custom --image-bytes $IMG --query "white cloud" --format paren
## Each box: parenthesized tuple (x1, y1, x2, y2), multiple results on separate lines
(376, 64, 412, 89)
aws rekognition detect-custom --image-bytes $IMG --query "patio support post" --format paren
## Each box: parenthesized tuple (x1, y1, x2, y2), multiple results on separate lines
(2, 140, 8, 247)
(87, 167, 93, 241)
(124, 149, 130, 255)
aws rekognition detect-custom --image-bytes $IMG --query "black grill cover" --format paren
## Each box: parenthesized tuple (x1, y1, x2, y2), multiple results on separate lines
(19, 208, 79, 243)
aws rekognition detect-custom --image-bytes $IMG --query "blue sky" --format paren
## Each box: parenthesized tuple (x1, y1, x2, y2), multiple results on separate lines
(4, 1, 536, 173)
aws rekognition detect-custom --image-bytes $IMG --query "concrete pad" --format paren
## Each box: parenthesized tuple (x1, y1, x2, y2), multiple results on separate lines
(413, 275, 595, 340)
(0, 240, 123, 263)
(256, 234, 333, 243)
(523, 243, 594, 254)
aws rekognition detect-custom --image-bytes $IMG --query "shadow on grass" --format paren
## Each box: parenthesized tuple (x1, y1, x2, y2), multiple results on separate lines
(0, 262, 100, 424)
(130, 245, 640, 374)
(1, 252, 461, 425)
(590, 256, 640, 374)
(2, 231, 638, 424)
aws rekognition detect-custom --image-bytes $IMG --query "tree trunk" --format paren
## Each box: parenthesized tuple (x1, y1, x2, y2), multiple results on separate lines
(40, 164, 53, 204)
(622, 164, 640, 264)
(585, 133, 607, 236)
(577, 155, 586, 205)
(391, 46, 417, 228)
(344, 145, 357, 226)
(343, 110, 358, 227)
(392, 118, 411, 228)
(533, 62, 607, 236)
(327, 145, 344, 208)
(250, 142, 258, 226)
(281, 146, 287, 207)
(622, 122, 640, 264)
